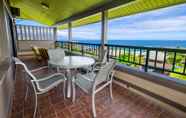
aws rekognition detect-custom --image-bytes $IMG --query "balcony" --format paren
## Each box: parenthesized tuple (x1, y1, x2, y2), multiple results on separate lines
(8, 24, 185, 118)
(11, 56, 185, 118)
(1, 0, 186, 118)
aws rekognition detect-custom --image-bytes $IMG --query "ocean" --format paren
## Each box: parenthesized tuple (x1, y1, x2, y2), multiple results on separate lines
(58, 39, 186, 48)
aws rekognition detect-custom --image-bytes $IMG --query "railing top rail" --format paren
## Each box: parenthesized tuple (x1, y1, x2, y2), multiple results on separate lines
(105, 44, 186, 53)
(57, 41, 186, 53)
(16, 24, 55, 28)
(56, 41, 101, 46)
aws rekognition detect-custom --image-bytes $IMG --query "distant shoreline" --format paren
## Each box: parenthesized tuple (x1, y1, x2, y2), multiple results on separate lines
(58, 39, 186, 48)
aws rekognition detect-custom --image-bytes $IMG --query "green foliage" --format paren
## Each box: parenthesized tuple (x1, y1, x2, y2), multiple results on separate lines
(62, 45, 186, 81)
(170, 68, 186, 81)
(117, 53, 145, 64)
(167, 52, 185, 64)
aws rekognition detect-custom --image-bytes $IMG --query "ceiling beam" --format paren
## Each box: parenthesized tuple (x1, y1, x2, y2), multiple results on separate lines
(54, 0, 134, 26)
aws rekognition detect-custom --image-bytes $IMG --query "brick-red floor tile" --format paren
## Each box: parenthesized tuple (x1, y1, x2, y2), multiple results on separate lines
(10, 56, 185, 118)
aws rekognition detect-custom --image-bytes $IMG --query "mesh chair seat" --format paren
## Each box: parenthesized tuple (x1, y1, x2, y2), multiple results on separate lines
(38, 48, 49, 60)
(38, 74, 66, 91)
(73, 60, 116, 118)
(13, 57, 67, 118)
(75, 73, 95, 93)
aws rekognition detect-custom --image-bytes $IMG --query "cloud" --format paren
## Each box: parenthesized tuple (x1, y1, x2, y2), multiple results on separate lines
(57, 4, 186, 40)
(108, 16, 186, 33)
(58, 25, 101, 40)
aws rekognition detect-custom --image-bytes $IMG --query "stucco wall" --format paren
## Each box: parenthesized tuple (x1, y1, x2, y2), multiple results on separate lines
(0, 66, 14, 118)
(114, 70, 186, 107)
(0, 1, 14, 118)
(17, 40, 55, 52)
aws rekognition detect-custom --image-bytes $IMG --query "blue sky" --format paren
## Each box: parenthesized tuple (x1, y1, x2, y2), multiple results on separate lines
(16, 3, 186, 40)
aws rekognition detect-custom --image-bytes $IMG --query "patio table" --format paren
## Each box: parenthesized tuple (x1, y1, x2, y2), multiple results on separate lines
(48, 56, 95, 98)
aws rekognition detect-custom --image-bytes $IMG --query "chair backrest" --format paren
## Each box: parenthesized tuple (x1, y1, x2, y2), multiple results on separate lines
(13, 57, 39, 90)
(94, 60, 116, 86)
(38, 48, 49, 60)
(31, 46, 40, 56)
(102, 49, 108, 64)
(48, 48, 65, 62)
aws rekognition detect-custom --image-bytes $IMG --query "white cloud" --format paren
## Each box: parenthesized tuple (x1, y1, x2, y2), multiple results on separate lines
(58, 27, 101, 40)
(107, 15, 186, 40)
(58, 4, 186, 40)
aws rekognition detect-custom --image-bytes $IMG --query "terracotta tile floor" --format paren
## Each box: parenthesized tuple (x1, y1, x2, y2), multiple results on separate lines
(11, 56, 184, 118)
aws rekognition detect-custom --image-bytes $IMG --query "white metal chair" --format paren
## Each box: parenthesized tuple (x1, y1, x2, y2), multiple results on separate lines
(48, 48, 66, 71)
(13, 57, 66, 118)
(73, 60, 116, 117)
(84, 49, 108, 74)
(97, 49, 108, 66)
(48, 48, 65, 62)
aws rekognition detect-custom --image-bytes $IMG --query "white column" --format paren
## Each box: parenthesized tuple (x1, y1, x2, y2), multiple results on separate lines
(100, 10, 108, 60)
(53, 27, 57, 41)
(68, 22, 72, 41)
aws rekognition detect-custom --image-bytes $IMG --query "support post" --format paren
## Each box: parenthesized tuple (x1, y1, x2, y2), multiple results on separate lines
(53, 27, 57, 48)
(11, 19, 18, 57)
(100, 10, 108, 61)
(145, 49, 150, 72)
(68, 22, 72, 52)
(53, 27, 57, 41)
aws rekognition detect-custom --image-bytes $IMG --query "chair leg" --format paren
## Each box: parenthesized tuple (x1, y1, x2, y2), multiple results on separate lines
(63, 81, 66, 100)
(57, 67, 60, 72)
(24, 86, 29, 101)
(72, 77, 76, 102)
(92, 93, 96, 118)
(109, 82, 113, 100)
(33, 94, 38, 118)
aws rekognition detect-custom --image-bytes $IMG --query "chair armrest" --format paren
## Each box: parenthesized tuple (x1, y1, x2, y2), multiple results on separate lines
(30, 66, 48, 73)
(92, 65, 105, 72)
(76, 73, 94, 82)
(33, 73, 66, 82)
(110, 71, 115, 80)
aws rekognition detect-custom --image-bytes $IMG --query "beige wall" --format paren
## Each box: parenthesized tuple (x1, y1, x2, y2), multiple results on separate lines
(114, 71, 186, 107)
(0, 1, 14, 118)
(17, 40, 55, 52)
(0, 5, 11, 62)
(0, 66, 14, 118)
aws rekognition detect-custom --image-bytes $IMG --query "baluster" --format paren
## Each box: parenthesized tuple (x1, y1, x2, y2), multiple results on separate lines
(154, 50, 158, 68)
(107, 46, 110, 62)
(145, 49, 150, 72)
(133, 48, 136, 63)
(81, 45, 84, 56)
(20, 25, 24, 40)
(28, 26, 32, 40)
(23, 25, 27, 40)
(128, 48, 130, 62)
(119, 47, 121, 61)
(115, 47, 117, 58)
(139, 48, 142, 64)
(123, 48, 125, 62)
(183, 56, 186, 74)
(172, 52, 177, 72)
(162, 51, 167, 73)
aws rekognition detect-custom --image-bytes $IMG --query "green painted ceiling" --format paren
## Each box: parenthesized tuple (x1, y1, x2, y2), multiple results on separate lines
(10, 0, 186, 29)
(10, 0, 116, 25)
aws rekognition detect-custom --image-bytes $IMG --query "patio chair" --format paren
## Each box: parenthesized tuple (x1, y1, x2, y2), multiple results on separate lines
(73, 60, 116, 117)
(13, 57, 66, 118)
(31, 46, 49, 62)
(83, 49, 108, 74)
(48, 48, 65, 71)
(38, 48, 49, 60)
(97, 49, 108, 67)
(31, 46, 42, 61)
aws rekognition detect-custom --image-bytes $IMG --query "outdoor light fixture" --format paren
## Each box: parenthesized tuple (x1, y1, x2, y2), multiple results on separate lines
(41, 2, 49, 9)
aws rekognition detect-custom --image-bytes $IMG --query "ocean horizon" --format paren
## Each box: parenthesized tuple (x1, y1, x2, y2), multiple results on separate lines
(57, 38, 186, 48)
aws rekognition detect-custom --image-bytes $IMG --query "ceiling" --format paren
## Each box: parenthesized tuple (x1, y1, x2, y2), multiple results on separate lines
(10, 0, 186, 29)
